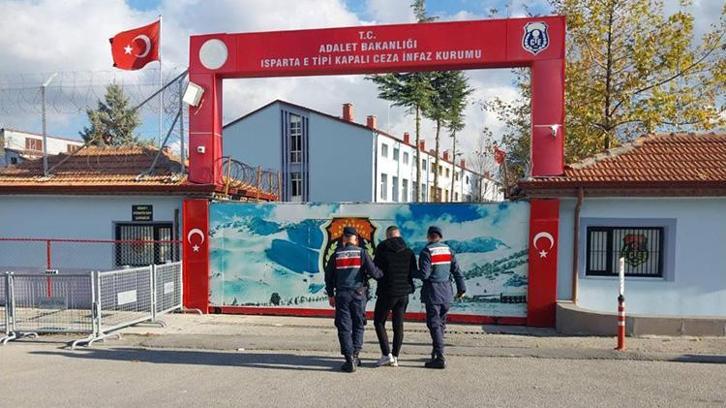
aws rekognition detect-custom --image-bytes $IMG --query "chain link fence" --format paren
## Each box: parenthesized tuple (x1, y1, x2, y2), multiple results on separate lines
(0, 262, 183, 347)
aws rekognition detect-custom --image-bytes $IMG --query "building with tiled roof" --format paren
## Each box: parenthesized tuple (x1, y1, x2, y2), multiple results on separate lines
(520, 133, 726, 196)
(1, 128, 84, 167)
(0, 144, 277, 271)
(0, 145, 276, 199)
(518, 132, 726, 327)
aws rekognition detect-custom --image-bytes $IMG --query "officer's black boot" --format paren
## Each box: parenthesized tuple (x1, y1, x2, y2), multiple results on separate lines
(341, 355, 356, 373)
(353, 352, 362, 367)
(424, 353, 446, 369)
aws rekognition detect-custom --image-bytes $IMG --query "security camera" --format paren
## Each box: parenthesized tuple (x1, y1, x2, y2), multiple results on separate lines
(534, 124, 561, 138)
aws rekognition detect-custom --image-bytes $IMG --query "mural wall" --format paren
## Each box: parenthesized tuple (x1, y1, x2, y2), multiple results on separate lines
(209, 202, 530, 317)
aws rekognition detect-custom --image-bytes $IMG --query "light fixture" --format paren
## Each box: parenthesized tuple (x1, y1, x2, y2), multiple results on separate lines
(183, 81, 205, 107)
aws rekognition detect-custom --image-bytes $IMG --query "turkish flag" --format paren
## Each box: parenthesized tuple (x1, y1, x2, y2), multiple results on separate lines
(109, 20, 160, 70)
(494, 146, 506, 165)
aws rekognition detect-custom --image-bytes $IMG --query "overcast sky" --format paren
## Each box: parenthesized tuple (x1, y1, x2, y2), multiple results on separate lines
(0, 0, 721, 161)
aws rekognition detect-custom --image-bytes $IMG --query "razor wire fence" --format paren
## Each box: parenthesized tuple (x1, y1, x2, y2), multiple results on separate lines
(0, 262, 183, 347)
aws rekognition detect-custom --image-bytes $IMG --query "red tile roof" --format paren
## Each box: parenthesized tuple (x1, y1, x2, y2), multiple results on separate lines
(519, 133, 726, 196)
(0, 146, 275, 199)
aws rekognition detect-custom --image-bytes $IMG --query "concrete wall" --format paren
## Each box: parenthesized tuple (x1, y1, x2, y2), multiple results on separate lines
(0, 195, 183, 271)
(557, 197, 726, 317)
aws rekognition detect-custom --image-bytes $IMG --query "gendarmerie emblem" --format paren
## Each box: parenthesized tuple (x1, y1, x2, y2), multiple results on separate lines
(321, 217, 377, 271)
(621, 233, 649, 267)
(522, 22, 549, 55)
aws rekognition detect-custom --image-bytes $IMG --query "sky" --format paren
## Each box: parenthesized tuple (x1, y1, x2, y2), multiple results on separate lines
(0, 0, 721, 164)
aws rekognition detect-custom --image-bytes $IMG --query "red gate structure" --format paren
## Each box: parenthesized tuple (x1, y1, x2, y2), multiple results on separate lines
(183, 17, 564, 326)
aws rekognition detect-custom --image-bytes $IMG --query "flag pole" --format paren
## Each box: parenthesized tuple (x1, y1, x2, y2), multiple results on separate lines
(158, 15, 163, 147)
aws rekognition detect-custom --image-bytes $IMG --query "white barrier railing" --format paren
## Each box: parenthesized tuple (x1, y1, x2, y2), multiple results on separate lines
(0, 262, 183, 348)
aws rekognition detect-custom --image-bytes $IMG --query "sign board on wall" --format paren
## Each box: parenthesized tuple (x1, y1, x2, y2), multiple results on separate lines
(208, 202, 530, 319)
(132, 205, 153, 221)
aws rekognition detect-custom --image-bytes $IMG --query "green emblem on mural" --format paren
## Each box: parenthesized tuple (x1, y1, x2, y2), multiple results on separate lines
(621, 233, 649, 267)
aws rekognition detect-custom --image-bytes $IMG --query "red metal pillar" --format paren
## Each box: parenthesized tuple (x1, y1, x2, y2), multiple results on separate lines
(182, 199, 210, 312)
(187, 72, 224, 187)
(527, 199, 560, 327)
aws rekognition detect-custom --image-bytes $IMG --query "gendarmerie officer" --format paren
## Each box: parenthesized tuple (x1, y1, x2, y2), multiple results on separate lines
(414, 226, 466, 369)
(324, 226, 383, 373)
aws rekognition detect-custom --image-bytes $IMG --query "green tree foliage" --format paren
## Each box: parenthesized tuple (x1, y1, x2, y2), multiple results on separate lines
(80, 83, 141, 146)
(484, 0, 725, 179)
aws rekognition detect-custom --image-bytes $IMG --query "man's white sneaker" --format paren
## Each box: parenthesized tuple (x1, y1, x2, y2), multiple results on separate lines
(376, 354, 395, 367)
(391, 356, 399, 367)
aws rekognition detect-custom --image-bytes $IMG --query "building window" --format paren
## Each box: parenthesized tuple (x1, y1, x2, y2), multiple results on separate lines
(289, 114, 302, 163)
(586, 226, 664, 277)
(25, 138, 43, 152)
(421, 183, 427, 200)
(444, 189, 449, 201)
(455, 172, 459, 181)
(290, 172, 303, 199)
(445, 168, 450, 178)
(115, 223, 177, 267)
(466, 175, 470, 184)
(438, 165, 443, 175)
(403, 152, 409, 165)
(393, 147, 399, 161)
(392, 176, 399, 202)
(380, 174, 388, 200)
(381, 143, 389, 158)
(10, 157, 18, 165)
(421, 159, 427, 171)
(402, 179, 409, 202)
(67, 145, 81, 153)
(455, 192, 459, 201)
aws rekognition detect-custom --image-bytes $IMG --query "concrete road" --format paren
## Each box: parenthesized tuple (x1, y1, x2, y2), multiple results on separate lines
(1, 343, 725, 408)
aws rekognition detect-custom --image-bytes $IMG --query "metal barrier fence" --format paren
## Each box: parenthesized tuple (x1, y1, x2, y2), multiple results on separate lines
(0, 262, 183, 347)
(1, 275, 7, 337)
(0, 238, 181, 274)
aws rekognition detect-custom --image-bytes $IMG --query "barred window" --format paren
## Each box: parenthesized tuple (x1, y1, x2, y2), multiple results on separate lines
(586, 226, 664, 277)
(115, 223, 177, 267)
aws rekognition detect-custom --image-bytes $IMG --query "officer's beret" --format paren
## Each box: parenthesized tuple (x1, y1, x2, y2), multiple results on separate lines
(427, 226, 443, 238)
(343, 226, 357, 236)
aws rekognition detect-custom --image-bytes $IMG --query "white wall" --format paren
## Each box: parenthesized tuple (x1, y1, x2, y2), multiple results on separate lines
(0, 195, 182, 271)
(2, 129, 82, 156)
(223, 103, 282, 173)
(557, 197, 726, 317)
(308, 113, 374, 202)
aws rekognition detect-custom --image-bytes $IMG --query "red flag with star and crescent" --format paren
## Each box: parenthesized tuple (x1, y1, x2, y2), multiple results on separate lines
(109, 20, 160, 70)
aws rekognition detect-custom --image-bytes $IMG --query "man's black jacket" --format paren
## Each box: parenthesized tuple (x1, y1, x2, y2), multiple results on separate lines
(373, 237, 416, 298)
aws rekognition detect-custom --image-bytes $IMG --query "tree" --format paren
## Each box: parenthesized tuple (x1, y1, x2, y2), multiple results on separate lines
(366, 0, 438, 202)
(445, 72, 474, 201)
(471, 128, 499, 201)
(423, 71, 473, 202)
(484, 0, 725, 178)
(80, 83, 141, 146)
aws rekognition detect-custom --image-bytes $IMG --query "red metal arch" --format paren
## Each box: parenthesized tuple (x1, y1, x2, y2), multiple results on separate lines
(184, 17, 565, 326)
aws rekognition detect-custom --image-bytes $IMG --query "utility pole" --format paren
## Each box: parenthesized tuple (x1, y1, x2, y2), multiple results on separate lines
(41, 72, 58, 177)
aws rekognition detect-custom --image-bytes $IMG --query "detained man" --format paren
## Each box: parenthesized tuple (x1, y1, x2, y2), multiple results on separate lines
(372, 225, 417, 367)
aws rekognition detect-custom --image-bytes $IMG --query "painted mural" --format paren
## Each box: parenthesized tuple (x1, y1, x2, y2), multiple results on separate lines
(209, 202, 530, 317)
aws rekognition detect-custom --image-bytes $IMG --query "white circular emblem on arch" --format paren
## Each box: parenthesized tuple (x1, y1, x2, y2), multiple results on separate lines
(199, 39, 228, 70)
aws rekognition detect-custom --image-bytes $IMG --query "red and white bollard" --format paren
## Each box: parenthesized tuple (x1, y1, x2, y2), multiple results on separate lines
(616, 294, 626, 351)
(616, 257, 626, 351)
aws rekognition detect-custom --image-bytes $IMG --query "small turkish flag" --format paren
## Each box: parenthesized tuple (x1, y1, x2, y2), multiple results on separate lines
(494, 146, 506, 165)
(109, 20, 160, 70)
